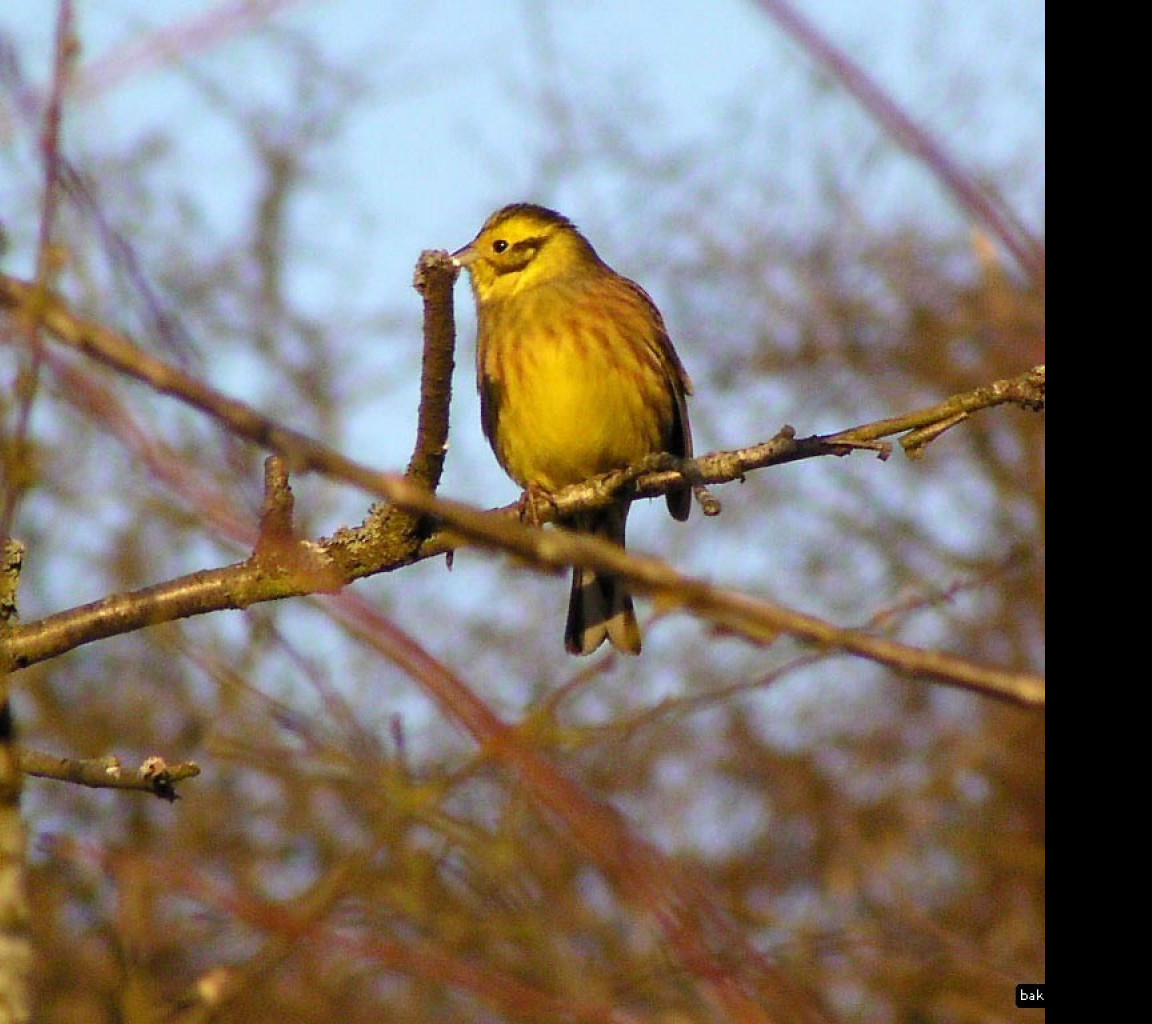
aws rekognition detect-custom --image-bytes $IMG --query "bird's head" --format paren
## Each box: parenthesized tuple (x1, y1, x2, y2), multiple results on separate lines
(452, 203, 601, 303)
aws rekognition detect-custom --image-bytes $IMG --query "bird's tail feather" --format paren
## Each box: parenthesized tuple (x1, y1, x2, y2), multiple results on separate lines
(564, 506, 640, 656)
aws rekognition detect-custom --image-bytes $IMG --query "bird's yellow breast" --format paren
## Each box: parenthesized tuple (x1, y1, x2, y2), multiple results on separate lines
(478, 280, 674, 493)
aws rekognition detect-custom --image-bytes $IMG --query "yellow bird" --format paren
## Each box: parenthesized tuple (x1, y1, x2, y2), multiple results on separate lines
(452, 204, 694, 655)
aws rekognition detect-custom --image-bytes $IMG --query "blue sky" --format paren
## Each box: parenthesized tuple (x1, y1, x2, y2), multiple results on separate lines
(2, 1, 1044, 270)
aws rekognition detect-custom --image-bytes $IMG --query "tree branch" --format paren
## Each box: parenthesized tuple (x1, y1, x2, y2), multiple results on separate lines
(0, 268, 1044, 707)
(750, 0, 1045, 290)
(405, 249, 459, 490)
(19, 750, 200, 801)
(2, 459, 1044, 708)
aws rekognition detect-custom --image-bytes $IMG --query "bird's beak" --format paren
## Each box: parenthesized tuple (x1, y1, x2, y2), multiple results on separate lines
(450, 242, 478, 269)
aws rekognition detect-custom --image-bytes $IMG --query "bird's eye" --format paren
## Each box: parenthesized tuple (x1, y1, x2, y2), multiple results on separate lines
(492, 239, 509, 254)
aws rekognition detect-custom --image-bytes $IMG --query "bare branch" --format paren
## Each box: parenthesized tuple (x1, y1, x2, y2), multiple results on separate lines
(0, 12, 78, 1015)
(750, 0, 1045, 289)
(0, 0, 75, 541)
(0, 269, 1044, 705)
(1, 452, 1044, 707)
(19, 750, 200, 801)
(406, 249, 460, 490)
(572, 363, 1045, 511)
(0, 703, 29, 1024)
(74, 0, 308, 100)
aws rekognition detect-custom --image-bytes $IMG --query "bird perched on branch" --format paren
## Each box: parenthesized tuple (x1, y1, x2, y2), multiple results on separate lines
(452, 203, 693, 655)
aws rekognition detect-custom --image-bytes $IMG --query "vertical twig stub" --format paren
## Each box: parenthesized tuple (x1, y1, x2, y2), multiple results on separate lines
(406, 250, 461, 492)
